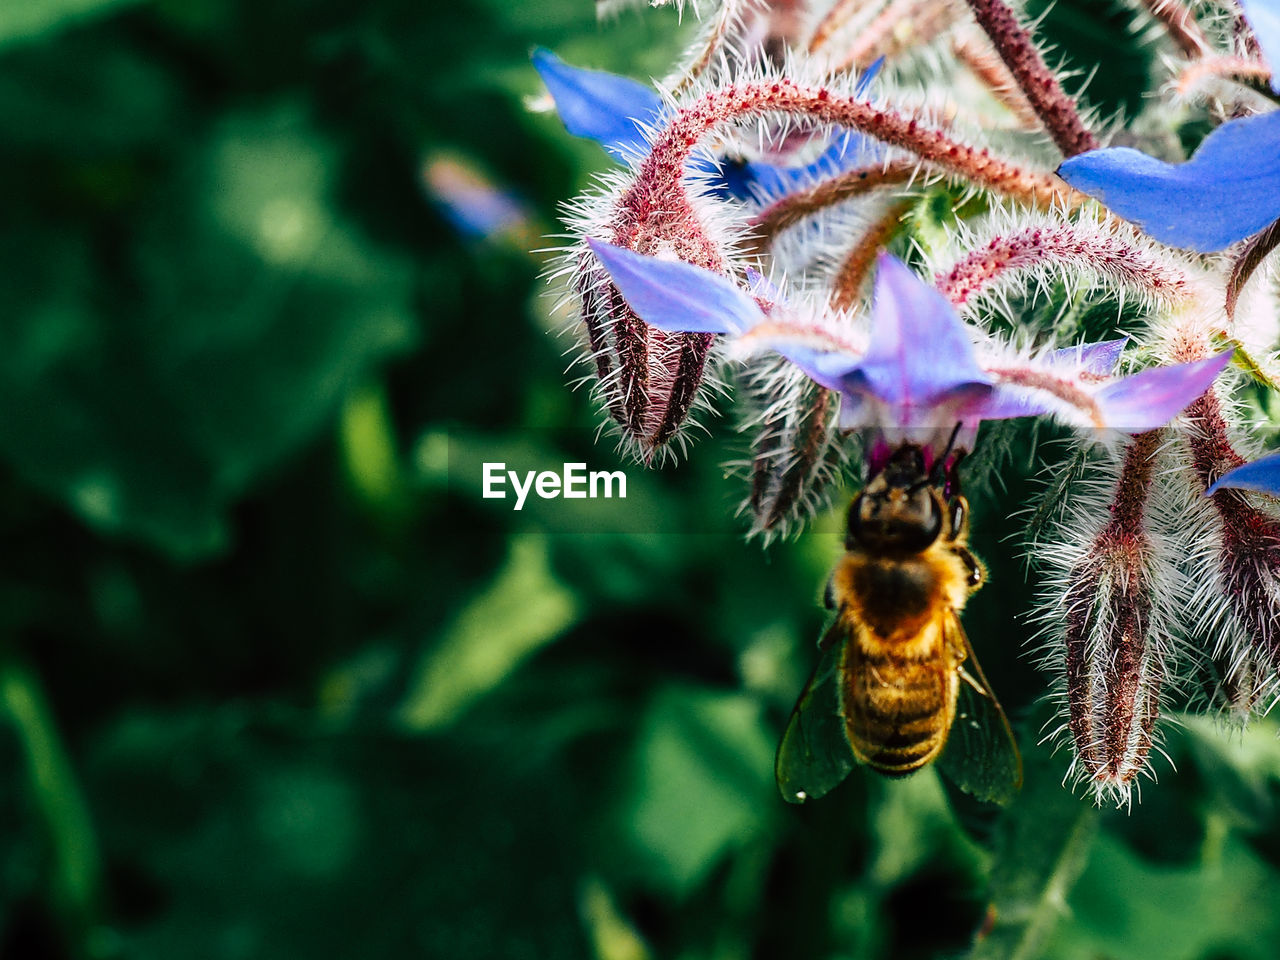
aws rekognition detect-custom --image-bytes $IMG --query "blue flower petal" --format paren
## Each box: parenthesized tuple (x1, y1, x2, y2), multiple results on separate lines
(423, 156, 528, 239)
(1240, 0, 1280, 92)
(958, 385, 1055, 422)
(775, 345, 863, 391)
(587, 239, 765, 334)
(1057, 112, 1280, 252)
(850, 255, 991, 417)
(1207, 450, 1280, 495)
(1094, 351, 1233, 430)
(532, 49, 663, 159)
(1049, 337, 1128, 376)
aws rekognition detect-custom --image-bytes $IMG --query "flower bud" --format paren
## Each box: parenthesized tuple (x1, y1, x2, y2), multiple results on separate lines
(1038, 431, 1174, 805)
(740, 359, 844, 538)
(1179, 389, 1280, 719)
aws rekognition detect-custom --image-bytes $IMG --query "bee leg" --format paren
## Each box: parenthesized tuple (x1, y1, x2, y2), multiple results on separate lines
(823, 574, 836, 610)
(955, 546, 984, 590)
(958, 666, 991, 698)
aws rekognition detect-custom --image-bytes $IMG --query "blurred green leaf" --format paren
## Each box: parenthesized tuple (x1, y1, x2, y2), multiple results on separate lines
(1182, 714, 1280, 828)
(579, 876, 651, 960)
(85, 706, 589, 959)
(0, 0, 141, 50)
(1052, 831, 1280, 960)
(620, 686, 775, 895)
(399, 535, 578, 730)
(0, 106, 417, 556)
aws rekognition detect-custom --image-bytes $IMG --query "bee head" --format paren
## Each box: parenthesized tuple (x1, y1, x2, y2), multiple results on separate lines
(847, 446, 944, 553)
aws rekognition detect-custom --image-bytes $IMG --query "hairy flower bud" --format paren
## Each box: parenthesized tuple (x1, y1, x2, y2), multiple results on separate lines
(1177, 389, 1280, 717)
(1037, 431, 1176, 805)
(740, 359, 845, 538)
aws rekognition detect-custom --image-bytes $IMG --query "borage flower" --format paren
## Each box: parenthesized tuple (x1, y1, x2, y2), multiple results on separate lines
(591, 239, 1239, 805)
(585, 239, 1232, 450)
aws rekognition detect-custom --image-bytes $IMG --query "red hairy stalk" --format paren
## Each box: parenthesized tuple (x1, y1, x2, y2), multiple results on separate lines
(1226, 216, 1280, 319)
(952, 29, 1041, 129)
(962, 0, 1098, 156)
(1137, 0, 1209, 59)
(749, 380, 838, 533)
(1175, 56, 1271, 98)
(830, 197, 915, 311)
(746, 160, 918, 253)
(619, 77, 1079, 230)
(934, 224, 1191, 307)
(807, 0, 862, 53)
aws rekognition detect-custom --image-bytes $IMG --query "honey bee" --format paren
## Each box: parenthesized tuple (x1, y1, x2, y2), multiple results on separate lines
(776, 442, 1022, 805)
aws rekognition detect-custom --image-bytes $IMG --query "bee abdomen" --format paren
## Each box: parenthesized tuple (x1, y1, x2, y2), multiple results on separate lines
(843, 656, 952, 775)
(849, 704, 947, 774)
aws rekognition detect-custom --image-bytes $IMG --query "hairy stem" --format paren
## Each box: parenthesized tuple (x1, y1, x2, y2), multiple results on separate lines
(746, 160, 918, 252)
(935, 224, 1191, 307)
(830, 197, 915, 310)
(962, 0, 1098, 156)
(953, 28, 1041, 129)
(1138, 0, 1209, 59)
(1175, 55, 1270, 97)
(619, 77, 1080, 241)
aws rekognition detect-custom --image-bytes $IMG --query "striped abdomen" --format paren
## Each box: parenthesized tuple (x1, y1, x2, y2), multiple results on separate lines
(840, 633, 958, 775)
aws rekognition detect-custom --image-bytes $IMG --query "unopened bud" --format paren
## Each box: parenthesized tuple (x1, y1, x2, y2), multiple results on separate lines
(741, 360, 844, 538)
(1040, 431, 1172, 805)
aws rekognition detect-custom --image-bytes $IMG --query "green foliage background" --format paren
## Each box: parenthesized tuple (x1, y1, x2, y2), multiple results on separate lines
(0, 1, 1278, 958)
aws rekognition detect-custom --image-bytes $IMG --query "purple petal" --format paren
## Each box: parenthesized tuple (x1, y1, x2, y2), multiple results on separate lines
(957, 384, 1055, 422)
(532, 49, 662, 159)
(1240, 0, 1280, 92)
(776, 345, 863, 391)
(1057, 112, 1280, 252)
(1049, 337, 1128, 376)
(1207, 451, 1280, 495)
(852, 254, 991, 415)
(587, 239, 765, 335)
(1094, 351, 1234, 430)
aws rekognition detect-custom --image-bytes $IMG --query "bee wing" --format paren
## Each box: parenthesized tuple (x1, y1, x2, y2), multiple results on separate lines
(937, 610, 1023, 806)
(775, 618, 856, 804)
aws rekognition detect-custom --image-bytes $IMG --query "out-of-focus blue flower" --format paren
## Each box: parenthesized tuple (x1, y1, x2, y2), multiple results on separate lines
(586, 239, 1232, 431)
(1240, 0, 1280, 91)
(1056, 110, 1280, 252)
(1206, 451, 1280, 495)
(422, 155, 530, 240)
(532, 49, 878, 201)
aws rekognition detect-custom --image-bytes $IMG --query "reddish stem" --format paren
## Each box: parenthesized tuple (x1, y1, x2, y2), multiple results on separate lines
(746, 160, 919, 252)
(617, 78, 1077, 249)
(962, 0, 1098, 156)
(1137, 0, 1210, 59)
(935, 224, 1191, 307)
(830, 198, 915, 310)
